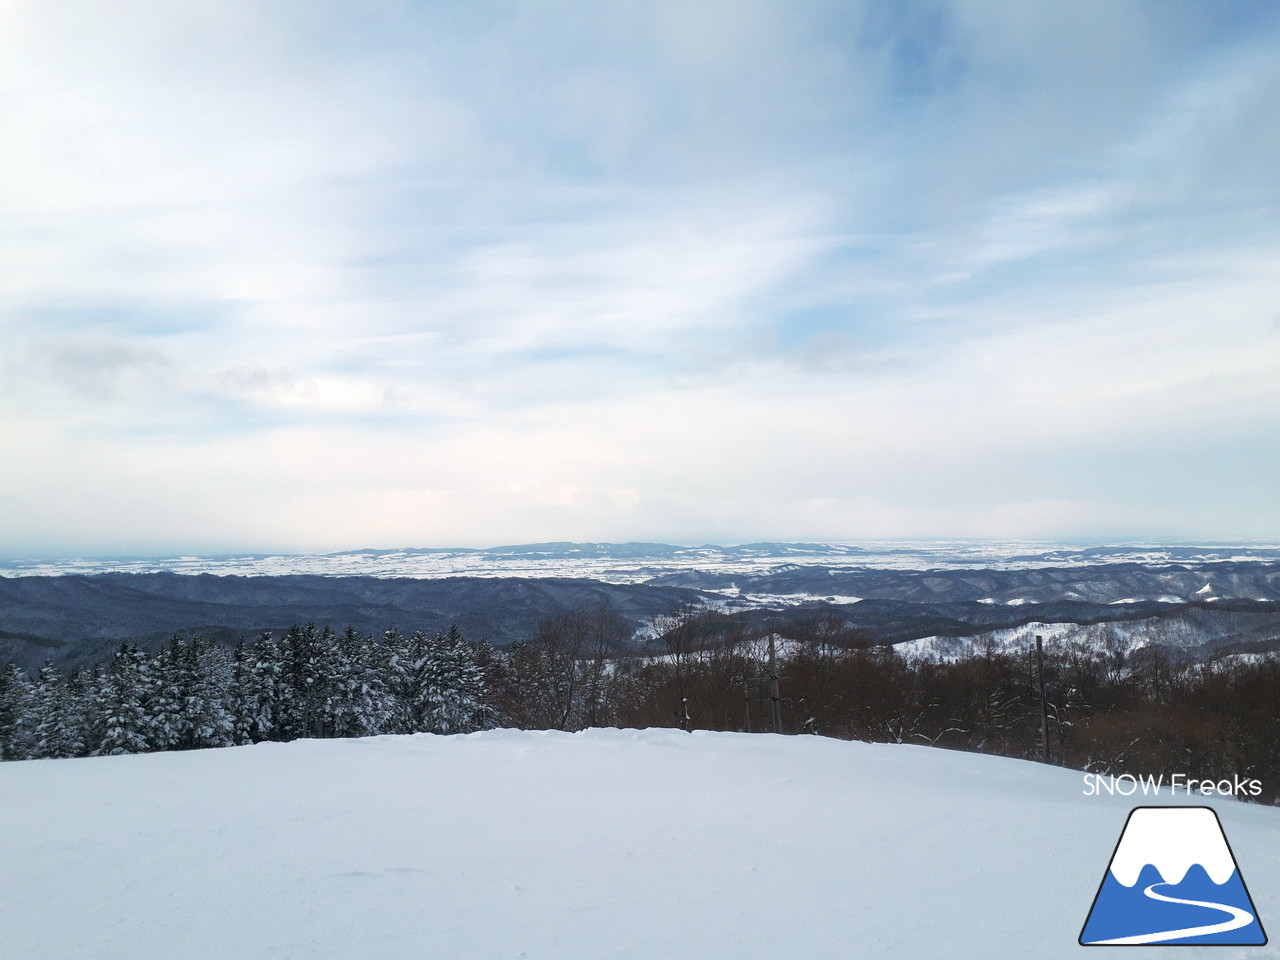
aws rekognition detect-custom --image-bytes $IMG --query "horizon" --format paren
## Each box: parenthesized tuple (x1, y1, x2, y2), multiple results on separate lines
(3, 2, 1279, 554)
(5, 535, 1280, 569)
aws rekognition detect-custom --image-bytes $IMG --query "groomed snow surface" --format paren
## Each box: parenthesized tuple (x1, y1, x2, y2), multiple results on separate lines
(2, 730, 1277, 959)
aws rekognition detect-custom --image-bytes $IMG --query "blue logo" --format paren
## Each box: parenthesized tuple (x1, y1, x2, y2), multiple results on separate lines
(1080, 806, 1266, 946)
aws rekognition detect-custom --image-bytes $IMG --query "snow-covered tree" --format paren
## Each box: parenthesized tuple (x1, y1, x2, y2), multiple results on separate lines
(29, 663, 85, 758)
(186, 637, 235, 749)
(410, 626, 493, 735)
(95, 644, 151, 756)
(147, 637, 188, 750)
(241, 632, 284, 742)
(379, 627, 415, 734)
(0, 663, 35, 760)
(325, 626, 396, 738)
(278, 623, 337, 739)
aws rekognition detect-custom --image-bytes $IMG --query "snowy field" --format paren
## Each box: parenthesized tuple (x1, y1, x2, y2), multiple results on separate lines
(1, 729, 1277, 959)
(6, 540, 1280, 581)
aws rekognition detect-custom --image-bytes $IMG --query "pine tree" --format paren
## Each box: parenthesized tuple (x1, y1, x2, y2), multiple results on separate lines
(246, 632, 284, 742)
(380, 627, 415, 734)
(95, 644, 151, 756)
(75, 666, 104, 755)
(30, 663, 85, 758)
(279, 623, 336, 739)
(326, 626, 395, 738)
(229, 641, 261, 745)
(412, 626, 493, 735)
(186, 637, 235, 749)
(147, 636, 187, 750)
(0, 663, 35, 760)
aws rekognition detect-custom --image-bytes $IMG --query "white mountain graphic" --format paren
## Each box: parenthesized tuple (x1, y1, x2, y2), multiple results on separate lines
(1108, 807, 1236, 886)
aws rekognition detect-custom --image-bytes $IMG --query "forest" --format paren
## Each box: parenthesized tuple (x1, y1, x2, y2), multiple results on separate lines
(2, 603, 1277, 803)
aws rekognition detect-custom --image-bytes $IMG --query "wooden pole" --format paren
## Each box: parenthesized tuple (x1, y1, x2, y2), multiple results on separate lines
(1036, 635, 1050, 764)
(768, 634, 782, 735)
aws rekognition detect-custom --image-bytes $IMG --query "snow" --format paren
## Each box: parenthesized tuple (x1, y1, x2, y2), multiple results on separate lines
(707, 590, 865, 609)
(895, 610, 1260, 664)
(6, 540, 1280, 581)
(2, 729, 1278, 959)
(895, 621, 1083, 662)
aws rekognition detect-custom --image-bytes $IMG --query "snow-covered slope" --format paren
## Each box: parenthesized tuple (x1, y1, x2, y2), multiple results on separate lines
(1, 730, 1277, 959)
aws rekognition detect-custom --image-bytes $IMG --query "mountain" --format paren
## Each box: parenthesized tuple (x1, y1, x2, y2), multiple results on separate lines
(0, 573, 703, 670)
(4, 559, 1280, 671)
(650, 559, 1280, 605)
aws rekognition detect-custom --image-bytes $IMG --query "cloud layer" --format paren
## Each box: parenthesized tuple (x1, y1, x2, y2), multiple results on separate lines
(2, 1, 1279, 554)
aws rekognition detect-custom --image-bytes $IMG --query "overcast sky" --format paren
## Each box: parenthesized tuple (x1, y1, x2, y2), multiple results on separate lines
(2, 1, 1278, 556)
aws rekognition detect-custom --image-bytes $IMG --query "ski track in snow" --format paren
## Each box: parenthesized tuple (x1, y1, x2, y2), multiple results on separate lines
(1086, 882, 1255, 945)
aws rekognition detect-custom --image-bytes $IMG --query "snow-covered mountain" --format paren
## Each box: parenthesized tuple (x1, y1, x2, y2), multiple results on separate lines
(4, 567, 1280, 673)
(2, 729, 1276, 959)
(1108, 807, 1237, 887)
(4, 543, 1280, 670)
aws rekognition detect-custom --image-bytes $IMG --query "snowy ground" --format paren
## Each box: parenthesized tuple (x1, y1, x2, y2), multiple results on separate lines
(1, 729, 1277, 959)
(895, 616, 1260, 663)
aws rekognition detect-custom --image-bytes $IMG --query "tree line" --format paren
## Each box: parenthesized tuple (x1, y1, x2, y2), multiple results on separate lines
(2, 604, 1278, 803)
(0, 623, 492, 759)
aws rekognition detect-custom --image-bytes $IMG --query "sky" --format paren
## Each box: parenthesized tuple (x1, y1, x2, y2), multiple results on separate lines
(2, 1, 1279, 556)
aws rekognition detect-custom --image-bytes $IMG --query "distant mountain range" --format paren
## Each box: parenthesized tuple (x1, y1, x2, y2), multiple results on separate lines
(657, 559, 1280, 605)
(3, 545, 1280, 671)
(0, 573, 699, 671)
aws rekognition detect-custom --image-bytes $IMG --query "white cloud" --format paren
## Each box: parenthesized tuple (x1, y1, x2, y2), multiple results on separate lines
(1, 1, 1279, 552)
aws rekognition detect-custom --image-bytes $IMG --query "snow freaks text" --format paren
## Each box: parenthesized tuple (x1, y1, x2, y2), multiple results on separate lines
(1082, 773, 1263, 799)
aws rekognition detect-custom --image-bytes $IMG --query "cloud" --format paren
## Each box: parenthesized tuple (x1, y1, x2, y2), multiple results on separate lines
(1, 1, 1279, 552)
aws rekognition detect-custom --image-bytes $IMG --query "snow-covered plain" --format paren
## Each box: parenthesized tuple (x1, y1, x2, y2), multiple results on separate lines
(6, 540, 1280, 581)
(2, 729, 1277, 959)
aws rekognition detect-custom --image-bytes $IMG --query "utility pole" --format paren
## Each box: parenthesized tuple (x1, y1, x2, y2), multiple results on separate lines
(767, 634, 783, 735)
(743, 633, 788, 734)
(1036, 634, 1050, 764)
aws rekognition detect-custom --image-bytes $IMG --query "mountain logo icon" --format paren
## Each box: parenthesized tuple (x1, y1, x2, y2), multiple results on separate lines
(1080, 806, 1267, 946)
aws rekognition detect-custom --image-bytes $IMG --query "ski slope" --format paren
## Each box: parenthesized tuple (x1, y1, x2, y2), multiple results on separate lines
(1, 729, 1277, 959)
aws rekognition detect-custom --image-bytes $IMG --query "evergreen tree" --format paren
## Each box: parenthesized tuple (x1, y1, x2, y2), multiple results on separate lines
(380, 627, 415, 734)
(279, 623, 336, 739)
(0, 663, 35, 760)
(229, 641, 260, 745)
(75, 666, 104, 756)
(29, 663, 85, 758)
(326, 626, 395, 738)
(186, 637, 235, 749)
(147, 636, 187, 750)
(95, 644, 151, 756)
(236, 632, 284, 743)
(412, 626, 493, 735)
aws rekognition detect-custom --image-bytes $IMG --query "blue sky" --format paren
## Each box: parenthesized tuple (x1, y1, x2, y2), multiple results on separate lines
(2, 1, 1279, 554)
